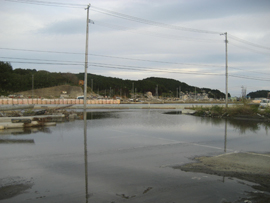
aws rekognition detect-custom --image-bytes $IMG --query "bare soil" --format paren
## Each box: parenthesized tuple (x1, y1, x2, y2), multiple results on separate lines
(17, 85, 83, 98)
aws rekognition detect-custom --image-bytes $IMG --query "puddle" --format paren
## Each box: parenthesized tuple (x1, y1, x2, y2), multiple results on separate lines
(87, 111, 120, 120)
(0, 177, 33, 200)
(163, 111, 182, 115)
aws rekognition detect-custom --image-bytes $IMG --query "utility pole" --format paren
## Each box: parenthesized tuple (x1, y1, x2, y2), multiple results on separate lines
(110, 87, 111, 98)
(83, 5, 91, 202)
(179, 86, 181, 99)
(132, 82, 134, 100)
(32, 74, 34, 98)
(221, 32, 228, 108)
(84, 4, 90, 110)
(156, 84, 158, 98)
(91, 79, 93, 93)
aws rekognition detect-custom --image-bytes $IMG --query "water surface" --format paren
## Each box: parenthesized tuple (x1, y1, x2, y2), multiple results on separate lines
(0, 109, 269, 202)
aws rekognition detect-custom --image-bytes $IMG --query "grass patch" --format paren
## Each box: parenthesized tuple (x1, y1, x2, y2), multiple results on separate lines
(192, 103, 269, 119)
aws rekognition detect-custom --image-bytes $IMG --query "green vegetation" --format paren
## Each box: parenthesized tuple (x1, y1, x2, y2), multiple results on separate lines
(1, 61, 226, 98)
(193, 102, 270, 120)
(247, 90, 270, 98)
(0, 61, 78, 95)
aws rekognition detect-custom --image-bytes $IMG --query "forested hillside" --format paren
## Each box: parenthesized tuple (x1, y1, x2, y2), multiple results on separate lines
(247, 90, 270, 98)
(1, 61, 227, 98)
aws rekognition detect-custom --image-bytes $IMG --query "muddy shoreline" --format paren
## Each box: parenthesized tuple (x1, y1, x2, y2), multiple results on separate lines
(174, 152, 270, 202)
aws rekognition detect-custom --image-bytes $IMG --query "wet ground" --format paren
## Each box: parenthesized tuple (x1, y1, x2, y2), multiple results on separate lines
(0, 109, 269, 203)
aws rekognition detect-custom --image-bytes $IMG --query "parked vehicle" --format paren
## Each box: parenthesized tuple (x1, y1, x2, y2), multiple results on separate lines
(259, 99, 270, 108)
(77, 96, 84, 99)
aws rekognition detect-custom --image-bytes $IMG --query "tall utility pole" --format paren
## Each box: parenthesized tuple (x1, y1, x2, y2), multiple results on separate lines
(84, 4, 90, 110)
(32, 74, 34, 98)
(83, 5, 91, 202)
(91, 79, 93, 93)
(221, 32, 228, 108)
(132, 82, 134, 100)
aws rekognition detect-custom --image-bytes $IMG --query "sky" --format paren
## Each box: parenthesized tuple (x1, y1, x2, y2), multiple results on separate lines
(0, 0, 270, 97)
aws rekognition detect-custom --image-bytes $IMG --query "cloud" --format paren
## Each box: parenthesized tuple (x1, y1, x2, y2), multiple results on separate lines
(37, 18, 85, 35)
(0, 0, 269, 97)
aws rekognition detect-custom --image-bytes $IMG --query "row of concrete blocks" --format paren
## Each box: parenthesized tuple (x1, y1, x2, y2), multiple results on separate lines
(0, 99, 121, 105)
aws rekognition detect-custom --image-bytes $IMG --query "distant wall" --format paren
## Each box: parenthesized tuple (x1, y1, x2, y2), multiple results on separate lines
(0, 98, 120, 105)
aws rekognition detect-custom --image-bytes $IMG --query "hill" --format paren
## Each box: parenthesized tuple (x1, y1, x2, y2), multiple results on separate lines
(1, 61, 226, 99)
(247, 90, 270, 99)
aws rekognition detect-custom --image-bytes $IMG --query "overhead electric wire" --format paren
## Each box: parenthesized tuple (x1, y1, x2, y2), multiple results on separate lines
(228, 34, 270, 51)
(5, 59, 270, 81)
(230, 66, 270, 76)
(0, 47, 225, 68)
(95, 21, 222, 43)
(5, 56, 270, 76)
(4, 0, 85, 8)
(3, 55, 270, 81)
(2, 57, 224, 76)
(91, 6, 221, 35)
(5, 0, 221, 35)
(6, 0, 269, 53)
(2, 49, 270, 78)
(229, 74, 270, 82)
(229, 42, 270, 55)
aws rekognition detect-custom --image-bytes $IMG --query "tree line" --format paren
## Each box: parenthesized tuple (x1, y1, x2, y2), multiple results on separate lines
(1, 61, 229, 98)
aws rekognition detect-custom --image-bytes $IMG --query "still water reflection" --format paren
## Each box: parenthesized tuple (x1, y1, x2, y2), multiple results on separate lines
(0, 109, 269, 203)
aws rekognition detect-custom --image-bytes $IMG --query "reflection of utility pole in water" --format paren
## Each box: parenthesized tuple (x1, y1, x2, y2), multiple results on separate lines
(84, 109, 89, 202)
(224, 119, 227, 152)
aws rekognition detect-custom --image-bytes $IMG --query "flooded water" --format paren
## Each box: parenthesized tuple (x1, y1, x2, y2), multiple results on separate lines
(0, 109, 269, 203)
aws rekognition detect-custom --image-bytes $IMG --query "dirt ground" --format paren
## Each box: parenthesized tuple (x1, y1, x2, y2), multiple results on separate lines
(17, 85, 83, 98)
(174, 152, 270, 203)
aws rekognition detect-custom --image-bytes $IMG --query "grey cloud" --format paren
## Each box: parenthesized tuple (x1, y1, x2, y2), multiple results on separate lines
(119, 0, 270, 24)
(38, 18, 85, 35)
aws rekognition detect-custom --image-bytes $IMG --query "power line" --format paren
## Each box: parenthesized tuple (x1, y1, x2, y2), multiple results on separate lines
(2, 49, 270, 77)
(2, 58, 224, 76)
(95, 21, 222, 43)
(229, 34, 270, 51)
(0, 47, 225, 68)
(5, 0, 85, 8)
(230, 66, 270, 76)
(229, 74, 270, 82)
(5, 56, 270, 76)
(6, 0, 222, 35)
(91, 6, 221, 35)
(5, 59, 270, 81)
(229, 42, 270, 55)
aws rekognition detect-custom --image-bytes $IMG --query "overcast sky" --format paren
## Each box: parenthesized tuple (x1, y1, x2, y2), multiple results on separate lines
(0, 0, 269, 97)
